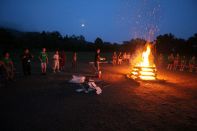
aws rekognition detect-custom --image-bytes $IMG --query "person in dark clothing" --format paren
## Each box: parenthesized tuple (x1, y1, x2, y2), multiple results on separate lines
(94, 49, 105, 72)
(21, 49, 33, 76)
(95, 49, 101, 71)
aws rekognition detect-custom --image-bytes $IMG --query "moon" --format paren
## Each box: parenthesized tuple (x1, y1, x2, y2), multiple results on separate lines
(81, 23, 85, 27)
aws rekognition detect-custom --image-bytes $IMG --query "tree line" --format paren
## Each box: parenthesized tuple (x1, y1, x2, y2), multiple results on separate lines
(0, 27, 197, 55)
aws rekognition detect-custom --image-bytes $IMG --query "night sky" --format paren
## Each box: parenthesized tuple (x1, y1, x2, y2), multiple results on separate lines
(0, 0, 197, 43)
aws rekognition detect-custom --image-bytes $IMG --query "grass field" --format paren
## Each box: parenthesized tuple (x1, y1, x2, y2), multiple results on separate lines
(0, 52, 197, 131)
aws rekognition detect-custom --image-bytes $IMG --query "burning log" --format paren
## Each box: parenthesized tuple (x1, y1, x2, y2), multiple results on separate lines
(129, 66, 157, 80)
(127, 44, 157, 80)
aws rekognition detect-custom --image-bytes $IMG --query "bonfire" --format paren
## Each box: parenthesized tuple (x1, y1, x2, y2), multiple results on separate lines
(127, 44, 157, 80)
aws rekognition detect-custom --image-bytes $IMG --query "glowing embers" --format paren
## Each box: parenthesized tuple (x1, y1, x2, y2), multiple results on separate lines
(131, 66, 157, 80)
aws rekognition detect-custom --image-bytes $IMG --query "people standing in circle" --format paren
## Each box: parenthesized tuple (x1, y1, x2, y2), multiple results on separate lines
(21, 48, 33, 76)
(39, 48, 48, 75)
(53, 50, 60, 73)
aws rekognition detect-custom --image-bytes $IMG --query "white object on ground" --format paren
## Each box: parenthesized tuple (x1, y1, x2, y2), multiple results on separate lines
(88, 82, 102, 95)
(69, 75, 85, 84)
(69, 75, 102, 95)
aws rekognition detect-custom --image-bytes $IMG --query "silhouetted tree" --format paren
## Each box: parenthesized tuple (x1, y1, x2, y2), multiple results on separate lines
(94, 37, 103, 48)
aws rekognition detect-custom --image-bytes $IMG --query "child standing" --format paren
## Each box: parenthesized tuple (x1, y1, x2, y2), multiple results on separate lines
(53, 50, 60, 73)
(39, 48, 48, 75)
(1, 52, 14, 81)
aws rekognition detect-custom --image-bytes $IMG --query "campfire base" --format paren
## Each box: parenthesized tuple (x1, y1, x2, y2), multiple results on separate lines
(127, 66, 157, 81)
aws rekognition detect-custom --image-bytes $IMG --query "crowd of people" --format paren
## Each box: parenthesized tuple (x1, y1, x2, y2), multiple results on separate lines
(157, 53, 196, 72)
(112, 52, 131, 65)
(0, 48, 78, 83)
(0, 49, 196, 85)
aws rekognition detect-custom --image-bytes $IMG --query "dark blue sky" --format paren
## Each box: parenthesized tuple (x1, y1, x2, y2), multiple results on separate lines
(0, 0, 197, 43)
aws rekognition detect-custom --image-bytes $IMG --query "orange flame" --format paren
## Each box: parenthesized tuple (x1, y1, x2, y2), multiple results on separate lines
(132, 44, 156, 80)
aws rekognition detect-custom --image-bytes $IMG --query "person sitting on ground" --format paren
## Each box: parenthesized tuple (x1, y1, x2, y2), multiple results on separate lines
(21, 48, 33, 76)
(72, 52, 77, 72)
(53, 50, 60, 73)
(180, 56, 187, 71)
(112, 51, 117, 66)
(60, 50, 66, 71)
(117, 52, 122, 65)
(173, 53, 180, 71)
(189, 56, 196, 72)
(1, 52, 15, 81)
(167, 53, 174, 70)
(39, 48, 48, 75)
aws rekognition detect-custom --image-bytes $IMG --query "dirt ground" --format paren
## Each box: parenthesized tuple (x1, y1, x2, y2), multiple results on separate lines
(1, 61, 197, 131)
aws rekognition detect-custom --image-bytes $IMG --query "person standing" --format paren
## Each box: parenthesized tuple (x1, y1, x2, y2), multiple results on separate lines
(167, 53, 174, 70)
(39, 48, 48, 75)
(112, 52, 117, 66)
(95, 49, 101, 72)
(94, 48, 105, 78)
(157, 53, 164, 69)
(1, 52, 14, 81)
(180, 56, 186, 71)
(53, 50, 60, 73)
(189, 56, 196, 72)
(173, 53, 180, 71)
(60, 50, 66, 71)
(117, 52, 122, 65)
(21, 48, 33, 76)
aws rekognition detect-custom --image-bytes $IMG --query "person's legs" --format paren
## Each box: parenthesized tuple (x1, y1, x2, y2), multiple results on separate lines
(167, 64, 170, 70)
(41, 63, 47, 74)
(6, 66, 14, 80)
(57, 61, 60, 72)
(43, 63, 47, 73)
(97, 61, 100, 71)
